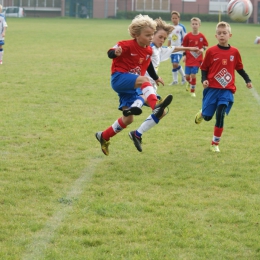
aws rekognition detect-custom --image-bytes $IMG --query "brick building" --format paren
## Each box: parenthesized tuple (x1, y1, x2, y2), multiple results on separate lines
(1, 0, 259, 23)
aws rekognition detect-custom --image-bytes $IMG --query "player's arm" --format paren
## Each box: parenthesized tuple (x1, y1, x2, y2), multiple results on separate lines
(107, 46, 122, 59)
(201, 70, 209, 88)
(173, 46, 199, 53)
(237, 69, 253, 89)
(147, 61, 164, 86)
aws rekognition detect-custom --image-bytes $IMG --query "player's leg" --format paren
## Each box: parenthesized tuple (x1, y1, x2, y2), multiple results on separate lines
(129, 105, 170, 152)
(96, 73, 139, 155)
(176, 54, 186, 84)
(169, 54, 178, 85)
(210, 104, 227, 152)
(189, 67, 199, 97)
(185, 66, 191, 92)
(0, 41, 4, 64)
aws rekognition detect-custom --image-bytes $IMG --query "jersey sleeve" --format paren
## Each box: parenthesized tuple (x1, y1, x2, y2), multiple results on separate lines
(235, 50, 243, 70)
(160, 46, 174, 62)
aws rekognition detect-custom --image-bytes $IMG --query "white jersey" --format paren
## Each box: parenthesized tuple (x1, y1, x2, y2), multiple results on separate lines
(0, 14, 7, 41)
(146, 43, 176, 90)
(168, 23, 186, 54)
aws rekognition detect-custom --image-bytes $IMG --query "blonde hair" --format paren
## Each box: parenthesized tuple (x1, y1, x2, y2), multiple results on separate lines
(216, 21, 231, 33)
(191, 17, 201, 24)
(171, 11, 180, 18)
(155, 17, 174, 36)
(128, 14, 157, 38)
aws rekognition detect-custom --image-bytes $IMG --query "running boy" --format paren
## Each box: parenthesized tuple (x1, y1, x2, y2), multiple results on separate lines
(129, 18, 199, 152)
(182, 17, 208, 97)
(194, 21, 252, 152)
(95, 14, 173, 156)
(168, 11, 187, 85)
(0, 5, 8, 64)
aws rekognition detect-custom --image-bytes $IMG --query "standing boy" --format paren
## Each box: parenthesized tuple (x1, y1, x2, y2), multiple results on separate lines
(95, 14, 173, 156)
(168, 11, 187, 85)
(0, 5, 8, 64)
(182, 17, 208, 97)
(195, 21, 252, 152)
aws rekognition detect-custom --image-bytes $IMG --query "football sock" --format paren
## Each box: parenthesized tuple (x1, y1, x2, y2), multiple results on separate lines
(178, 66, 185, 78)
(102, 117, 126, 140)
(141, 82, 157, 109)
(136, 114, 159, 137)
(190, 78, 196, 93)
(211, 126, 223, 145)
(0, 49, 3, 61)
(172, 69, 178, 82)
(130, 96, 144, 108)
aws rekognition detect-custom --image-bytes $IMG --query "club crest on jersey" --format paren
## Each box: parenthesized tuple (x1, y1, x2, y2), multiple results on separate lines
(230, 56, 234, 61)
(222, 59, 227, 65)
(214, 68, 232, 88)
(200, 38, 203, 42)
(139, 58, 144, 64)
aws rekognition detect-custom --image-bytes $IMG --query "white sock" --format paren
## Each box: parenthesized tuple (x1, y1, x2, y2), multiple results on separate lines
(131, 97, 144, 108)
(178, 66, 185, 78)
(172, 71, 178, 82)
(136, 114, 159, 135)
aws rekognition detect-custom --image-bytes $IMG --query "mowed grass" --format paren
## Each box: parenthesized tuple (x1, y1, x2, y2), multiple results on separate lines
(0, 18, 260, 260)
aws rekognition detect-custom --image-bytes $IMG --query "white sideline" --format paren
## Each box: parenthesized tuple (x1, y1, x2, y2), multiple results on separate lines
(21, 158, 102, 260)
(250, 87, 260, 105)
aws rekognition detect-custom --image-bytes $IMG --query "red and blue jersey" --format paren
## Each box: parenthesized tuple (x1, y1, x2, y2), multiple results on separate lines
(109, 39, 152, 76)
(200, 45, 243, 94)
(182, 32, 208, 66)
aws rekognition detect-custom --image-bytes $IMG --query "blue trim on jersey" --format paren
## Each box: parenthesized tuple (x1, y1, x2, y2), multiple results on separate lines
(0, 41, 4, 46)
(179, 23, 186, 42)
(202, 88, 234, 117)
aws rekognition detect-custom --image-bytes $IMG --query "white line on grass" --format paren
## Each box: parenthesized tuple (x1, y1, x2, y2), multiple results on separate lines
(250, 87, 260, 105)
(21, 157, 102, 260)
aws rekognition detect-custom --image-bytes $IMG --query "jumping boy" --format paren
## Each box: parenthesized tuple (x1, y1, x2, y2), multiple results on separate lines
(194, 21, 252, 152)
(129, 18, 199, 152)
(168, 11, 187, 85)
(182, 17, 208, 97)
(95, 14, 173, 156)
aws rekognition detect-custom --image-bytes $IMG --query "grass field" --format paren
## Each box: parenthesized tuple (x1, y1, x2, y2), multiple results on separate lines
(0, 17, 260, 260)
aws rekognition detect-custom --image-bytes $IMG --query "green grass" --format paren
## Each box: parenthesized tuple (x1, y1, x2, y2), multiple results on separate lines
(0, 18, 260, 260)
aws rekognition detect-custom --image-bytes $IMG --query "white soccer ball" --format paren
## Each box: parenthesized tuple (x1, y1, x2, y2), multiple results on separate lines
(227, 0, 253, 22)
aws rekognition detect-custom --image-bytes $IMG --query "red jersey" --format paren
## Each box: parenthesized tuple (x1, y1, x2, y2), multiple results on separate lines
(109, 39, 152, 76)
(200, 45, 243, 94)
(182, 32, 208, 66)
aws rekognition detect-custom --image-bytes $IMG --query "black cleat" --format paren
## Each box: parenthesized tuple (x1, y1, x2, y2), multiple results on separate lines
(123, 107, 142, 117)
(152, 94, 173, 118)
(128, 131, 142, 152)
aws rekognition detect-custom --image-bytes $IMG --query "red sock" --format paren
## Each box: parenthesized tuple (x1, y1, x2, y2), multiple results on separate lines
(211, 126, 223, 145)
(190, 78, 196, 93)
(102, 117, 126, 140)
(141, 82, 157, 109)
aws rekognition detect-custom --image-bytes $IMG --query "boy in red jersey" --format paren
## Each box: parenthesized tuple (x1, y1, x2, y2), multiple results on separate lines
(182, 17, 208, 97)
(95, 14, 173, 156)
(194, 21, 253, 152)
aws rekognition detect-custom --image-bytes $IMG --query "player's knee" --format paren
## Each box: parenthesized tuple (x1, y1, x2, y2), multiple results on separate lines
(204, 116, 212, 121)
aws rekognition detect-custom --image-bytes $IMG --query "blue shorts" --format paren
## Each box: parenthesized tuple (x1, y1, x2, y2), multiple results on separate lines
(185, 66, 199, 75)
(170, 53, 182, 64)
(202, 88, 234, 116)
(111, 72, 139, 111)
(0, 40, 4, 46)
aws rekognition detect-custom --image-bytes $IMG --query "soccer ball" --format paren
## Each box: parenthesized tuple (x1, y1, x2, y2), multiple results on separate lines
(227, 0, 253, 22)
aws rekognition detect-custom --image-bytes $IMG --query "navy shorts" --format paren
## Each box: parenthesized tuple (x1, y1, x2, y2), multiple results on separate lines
(185, 66, 199, 75)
